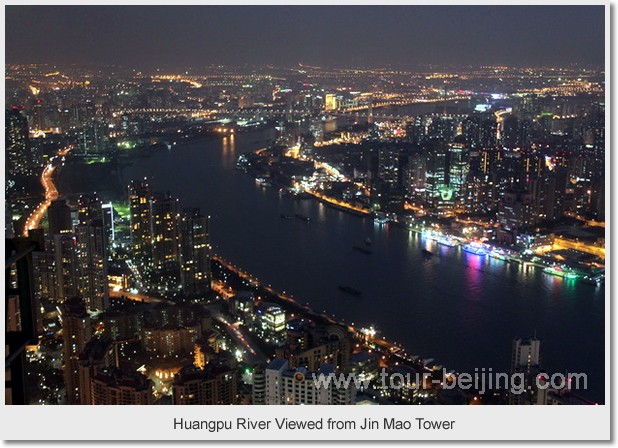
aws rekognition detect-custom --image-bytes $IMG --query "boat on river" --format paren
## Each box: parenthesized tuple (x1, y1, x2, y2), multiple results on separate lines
(339, 285, 362, 296)
(462, 242, 488, 256)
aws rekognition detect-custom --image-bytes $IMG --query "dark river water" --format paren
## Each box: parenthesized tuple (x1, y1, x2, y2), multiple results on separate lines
(119, 128, 605, 403)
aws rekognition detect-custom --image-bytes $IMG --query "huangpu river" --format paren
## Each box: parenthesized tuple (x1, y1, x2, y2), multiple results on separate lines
(119, 126, 605, 403)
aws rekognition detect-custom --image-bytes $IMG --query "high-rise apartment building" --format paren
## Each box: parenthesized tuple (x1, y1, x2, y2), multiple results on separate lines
(47, 199, 73, 235)
(377, 147, 401, 187)
(497, 188, 536, 244)
(130, 181, 181, 272)
(129, 179, 154, 262)
(151, 192, 180, 271)
(78, 336, 115, 405)
(179, 208, 211, 296)
(6, 107, 32, 197)
(172, 364, 238, 405)
(404, 152, 426, 207)
(510, 336, 542, 405)
(60, 298, 92, 405)
(50, 234, 79, 301)
(75, 219, 109, 310)
(262, 358, 356, 405)
(279, 321, 351, 372)
(91, 367, 153, 405)
(6, 107, 31, 175)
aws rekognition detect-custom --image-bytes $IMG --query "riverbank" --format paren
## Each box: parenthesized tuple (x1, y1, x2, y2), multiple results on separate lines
(100, 129, 607, 404)
(238, 141, 604, 289)
(212, 253, 435, 376)
(53, 133, 443, 377)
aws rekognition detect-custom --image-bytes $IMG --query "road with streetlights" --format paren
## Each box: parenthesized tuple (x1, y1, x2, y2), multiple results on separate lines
(211, 311, 266, 364)
(22, 145, 73, 236)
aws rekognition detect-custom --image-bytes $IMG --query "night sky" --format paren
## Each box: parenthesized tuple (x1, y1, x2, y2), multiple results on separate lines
(6, 5, 605, 69)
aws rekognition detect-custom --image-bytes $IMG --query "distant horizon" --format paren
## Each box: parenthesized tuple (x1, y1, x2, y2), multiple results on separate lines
(3, 61, 606, 72)
(6, 5, 605, 69)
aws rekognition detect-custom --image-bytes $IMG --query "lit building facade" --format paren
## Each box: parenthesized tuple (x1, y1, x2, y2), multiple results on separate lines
(75, 219, 109, 310)
(172, 364, 238, 405)
(510, 336, 542, 405)
(262, 358, 356, 405)
(60, 298, 92, 405)
(91, 367, 153, 405)
(179, 208, 211, 296)
(6, 107, 32, 182)
(129, 179, 154, 262)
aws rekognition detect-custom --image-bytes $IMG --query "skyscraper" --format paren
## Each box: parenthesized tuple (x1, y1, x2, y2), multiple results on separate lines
(33, 250, 59, 306)
(129, 179, 154, 262)
(179, 208, 212, 296)
(425, 145, 450, 211)
(252, 365, 266, 405)
(501, 115, 520, 149)
(262, 358, 356, 405)
(91, 367, 153, 405)
(60, 297, 92, 405)
(479, 116, 498, 149)
(51, 233, 79, 301)
(510, 336, 542, 405)
(426, 115, 456, 144)
(497, 188, 536, 244)
(75, 219, 109, 310)
(101, 203, 115, 243)
(47, 199, 73, 235)
(78, 336, 115, 405)
(6, 107, 32, 194)
(77, 194, 103, 227)
(151, 192, 180, 271)
(378, 147, 401, 187)
(172, 364, 238, 405)
(31, 100, 46, 130)
(325, 94, 339, 111)
(462, 114, 480, 149)
(78, 120, 109, 155)
(280, 321, 351, 372)
(447, 142, 469, 209)
(404, 151, 427, 207)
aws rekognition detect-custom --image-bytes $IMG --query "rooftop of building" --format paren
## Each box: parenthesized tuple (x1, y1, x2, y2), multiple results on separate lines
(61, 297, 88, 317)
(266, 357, 288, 372)
(173, 362, 236, 385)
(93, 367, 151, 391)
(79, 335, 113, 362)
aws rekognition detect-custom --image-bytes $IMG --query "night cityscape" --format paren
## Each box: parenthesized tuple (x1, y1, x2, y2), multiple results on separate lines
(5, 5, 606, 408)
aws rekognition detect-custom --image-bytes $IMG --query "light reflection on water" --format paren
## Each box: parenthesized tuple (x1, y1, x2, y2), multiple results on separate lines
(119, 128, 605, 403)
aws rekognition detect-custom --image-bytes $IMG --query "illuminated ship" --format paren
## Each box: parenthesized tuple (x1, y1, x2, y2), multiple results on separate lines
(489, 249, 508, 261)
(373, 212, 391, 224)
(421, 231, 457, 247)
(581, 274, 604, 285)
(462, 242, 488, 256)
(437, 237, 458, 247)
(421, 230, 438, 240)
(544, 265, 579, 279)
